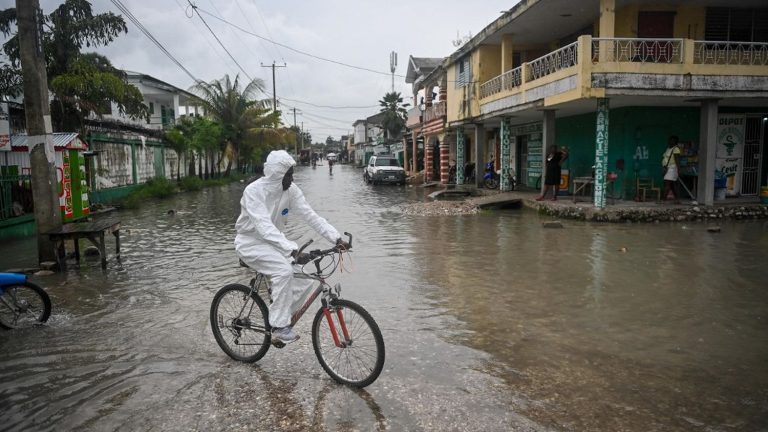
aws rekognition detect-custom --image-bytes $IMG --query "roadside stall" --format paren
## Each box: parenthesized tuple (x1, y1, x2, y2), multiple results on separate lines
(4, 133, 91, 222)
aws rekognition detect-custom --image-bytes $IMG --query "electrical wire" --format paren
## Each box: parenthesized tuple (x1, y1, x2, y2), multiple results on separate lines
(279, 96, 379, 110)
(110, 0, 201, 84)
(186, 0, 254, 81)
(194, 6, 407, 78)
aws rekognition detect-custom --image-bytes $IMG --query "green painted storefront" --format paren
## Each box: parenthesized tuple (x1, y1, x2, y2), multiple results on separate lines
(553, 106, 701, 200)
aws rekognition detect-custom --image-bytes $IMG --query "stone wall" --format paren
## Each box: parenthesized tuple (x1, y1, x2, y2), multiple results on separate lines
(529, 201, 768, 222)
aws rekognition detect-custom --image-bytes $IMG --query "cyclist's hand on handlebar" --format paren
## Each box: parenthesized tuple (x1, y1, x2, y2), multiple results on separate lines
(295, 252, 312, 265)
(335, 238, 351, 251)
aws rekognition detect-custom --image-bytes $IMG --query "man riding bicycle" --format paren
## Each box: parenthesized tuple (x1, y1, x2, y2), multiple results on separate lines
(234, 150, 348, 345)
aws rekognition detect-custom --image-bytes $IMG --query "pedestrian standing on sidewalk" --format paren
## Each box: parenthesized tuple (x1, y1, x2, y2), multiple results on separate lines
(536, 145, 568, 201)
(661, 135, 681, 203)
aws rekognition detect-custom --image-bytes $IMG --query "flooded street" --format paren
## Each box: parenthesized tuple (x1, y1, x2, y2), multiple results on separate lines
(1, 164, 767, 431)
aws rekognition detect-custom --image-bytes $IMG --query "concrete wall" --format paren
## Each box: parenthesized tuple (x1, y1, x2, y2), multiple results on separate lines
(90, 134, 189, 190)
(93, 141, 134, 187)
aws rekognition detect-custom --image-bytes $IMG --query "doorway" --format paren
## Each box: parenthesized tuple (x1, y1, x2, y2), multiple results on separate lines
(637, 11, 676, 62)
(742, 116, 765, 195)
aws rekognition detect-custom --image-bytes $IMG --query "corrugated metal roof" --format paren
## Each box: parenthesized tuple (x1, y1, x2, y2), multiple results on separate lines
(10, 133, 86, 150)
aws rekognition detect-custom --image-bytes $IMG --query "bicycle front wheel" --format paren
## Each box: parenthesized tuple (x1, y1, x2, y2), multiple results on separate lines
(0, 282, 52, 330)
(210, 284, 271, 363)
(312, 299, 385, 387)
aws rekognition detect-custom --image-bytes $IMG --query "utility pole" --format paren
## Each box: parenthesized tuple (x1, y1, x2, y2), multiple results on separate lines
(261, 61, 286, 113)
(390, 51, 397, 93)
(17, 0, 61, 265)
(289, 107, 301, 155)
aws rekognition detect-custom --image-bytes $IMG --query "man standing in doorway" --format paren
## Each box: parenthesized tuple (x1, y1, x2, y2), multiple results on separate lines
(662, 135, 681, 202)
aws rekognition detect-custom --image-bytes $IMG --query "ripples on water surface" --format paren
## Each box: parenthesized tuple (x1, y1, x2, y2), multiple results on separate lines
(1, 164, 767, 431)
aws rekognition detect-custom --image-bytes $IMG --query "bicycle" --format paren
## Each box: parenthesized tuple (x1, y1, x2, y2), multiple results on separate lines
(210, 233, 385, 388)
(0, 273, 52, 329)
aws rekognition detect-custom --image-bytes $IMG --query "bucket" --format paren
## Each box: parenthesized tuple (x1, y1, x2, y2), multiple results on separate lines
(714, 177, 727, 189)
(715, 188, 727, 201)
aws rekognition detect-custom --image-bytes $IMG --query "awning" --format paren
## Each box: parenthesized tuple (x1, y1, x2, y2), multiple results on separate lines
(10, 133, 87, 151)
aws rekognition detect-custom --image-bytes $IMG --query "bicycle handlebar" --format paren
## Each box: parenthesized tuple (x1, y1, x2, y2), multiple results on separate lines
(292, 232, 353, 266)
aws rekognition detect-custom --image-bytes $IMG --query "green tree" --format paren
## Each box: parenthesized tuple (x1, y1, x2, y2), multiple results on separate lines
(165, 116, 196, 180)
(378, 91, 408, 144)
(1, 0, 147, 132)
(192, 117, 222, 179)
(191, 74, 275, 175)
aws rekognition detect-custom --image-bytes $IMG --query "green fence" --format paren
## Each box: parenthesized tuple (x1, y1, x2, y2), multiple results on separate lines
(0, 174, 33, 221)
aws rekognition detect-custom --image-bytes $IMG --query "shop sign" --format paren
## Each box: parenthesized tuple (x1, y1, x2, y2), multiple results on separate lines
(593, 98, 609, 208)
(527, 136, 542, 187)
(456, 127, 465, 184)
(716, 114, 745, 159)
(716, 157, 741, 196)
(0, 103, 10, 151)
(62, 152, 74, 218)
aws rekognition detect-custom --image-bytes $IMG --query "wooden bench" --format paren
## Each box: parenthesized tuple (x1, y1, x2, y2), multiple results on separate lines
(46, 218, 121, 270)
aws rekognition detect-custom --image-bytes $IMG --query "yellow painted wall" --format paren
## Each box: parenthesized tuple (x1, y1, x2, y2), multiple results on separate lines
(477, 45, 502, 84)
(446, 62, 461, 123)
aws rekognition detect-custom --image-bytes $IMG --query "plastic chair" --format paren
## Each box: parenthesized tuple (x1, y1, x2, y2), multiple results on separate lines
(636, 177, 660, 202)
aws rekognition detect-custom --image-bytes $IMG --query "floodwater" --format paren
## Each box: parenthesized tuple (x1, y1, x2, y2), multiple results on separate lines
(1, 163, 767, 431)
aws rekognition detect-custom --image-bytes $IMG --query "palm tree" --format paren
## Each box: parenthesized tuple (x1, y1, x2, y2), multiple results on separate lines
(378, 92, 408, 147)
(191, 74, 270, 176)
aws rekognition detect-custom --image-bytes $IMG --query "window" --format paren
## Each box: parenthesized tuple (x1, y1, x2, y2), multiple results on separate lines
(705, 7, 768, 42)
(455, 55, 471, 88)
(375, 158, 399, 167)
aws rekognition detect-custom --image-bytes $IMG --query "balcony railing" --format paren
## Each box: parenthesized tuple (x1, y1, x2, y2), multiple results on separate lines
(694, 41, 768, 65)
(423, 101, 446, 123)
(592, 38, 683, 63)
(527, 41, 578, 81)
(479, 66, 523, 99)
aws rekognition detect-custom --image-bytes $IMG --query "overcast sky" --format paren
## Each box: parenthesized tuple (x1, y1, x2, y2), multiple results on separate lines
(9, 0, 517, 142)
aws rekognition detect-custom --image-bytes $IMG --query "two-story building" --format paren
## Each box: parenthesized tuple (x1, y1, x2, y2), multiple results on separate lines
(352, 113, 386, 167)
(405, 56, 447, 181)
(443, 0, 768, 206)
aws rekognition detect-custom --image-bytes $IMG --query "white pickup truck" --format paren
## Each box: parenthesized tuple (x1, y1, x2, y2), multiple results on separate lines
(363, 155, 406, 185)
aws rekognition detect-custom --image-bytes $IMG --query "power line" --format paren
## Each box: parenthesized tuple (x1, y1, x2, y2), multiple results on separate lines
(110, 0, 200, 84)
(194, 6, 407, 78)
(301, 110, 357, 125)
(172, 0, 237, 78)
(186, 0, 253, 81)
(279, 96, 378, 110)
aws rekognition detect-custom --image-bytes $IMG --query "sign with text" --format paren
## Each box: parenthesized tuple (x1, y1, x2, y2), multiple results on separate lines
(0, 102, 10, 151)
(593, 99, 609, 208)
(716, 157, 742, 196)
(716, 114, 745, 159)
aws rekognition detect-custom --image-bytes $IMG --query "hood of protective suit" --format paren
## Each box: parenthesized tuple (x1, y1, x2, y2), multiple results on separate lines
(263, 150, 296, 185)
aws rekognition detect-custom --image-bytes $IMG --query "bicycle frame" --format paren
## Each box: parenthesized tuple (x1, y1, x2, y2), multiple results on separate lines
(247, 271, 351, 348)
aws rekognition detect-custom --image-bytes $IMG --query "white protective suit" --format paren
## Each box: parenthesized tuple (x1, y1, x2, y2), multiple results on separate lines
(234, 150, 341, 328)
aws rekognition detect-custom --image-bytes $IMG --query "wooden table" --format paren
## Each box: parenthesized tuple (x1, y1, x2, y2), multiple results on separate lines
(572, 177, 593, 202)
(572, 176, 619, 204)
(46, 218, 121, 270)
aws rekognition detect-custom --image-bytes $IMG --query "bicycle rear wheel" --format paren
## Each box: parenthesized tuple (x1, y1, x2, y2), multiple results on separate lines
(0, 282, 51, 330)
(210, 284, 271, 363)
(312, 299, 385, 387)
